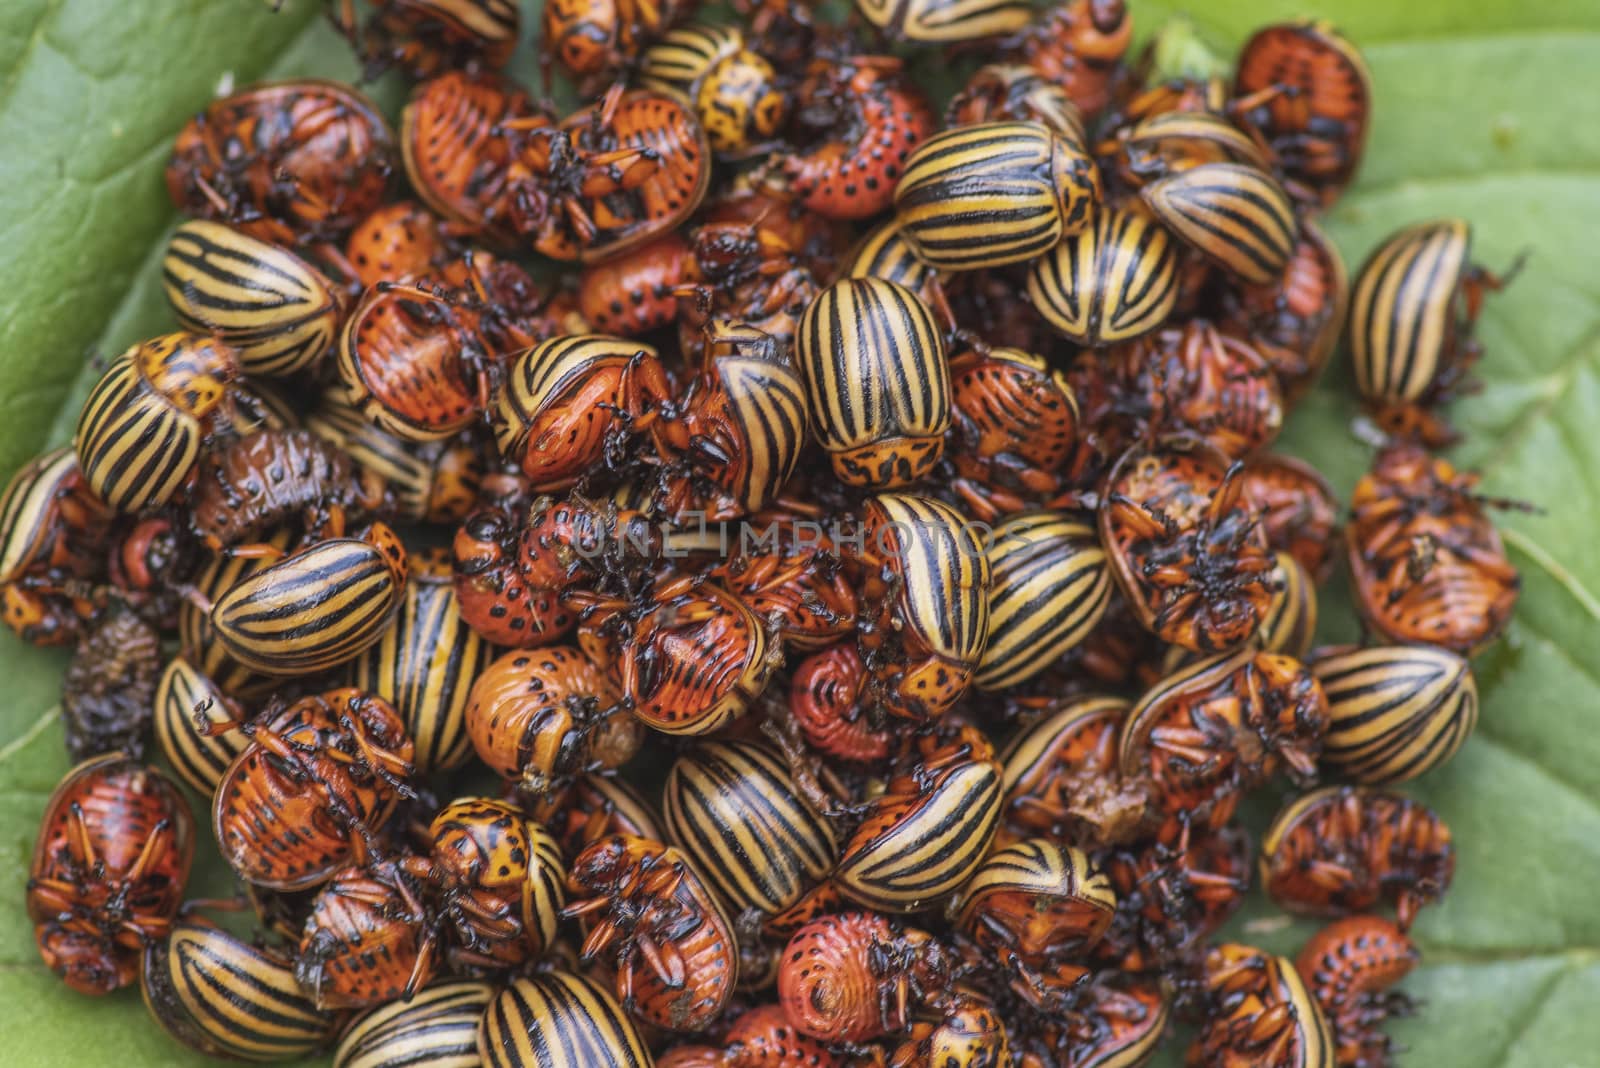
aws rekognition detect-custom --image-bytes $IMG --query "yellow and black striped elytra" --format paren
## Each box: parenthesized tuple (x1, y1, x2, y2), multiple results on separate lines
(834, 752, 1003, 912)
(956, 839, 1117, 958)
(695, 321, 810, 514)
(1348, 219, 1473, 405)
(976, 512, 1112, 691)
(639, 24, 741, 95)
(1026, 206, 1180, 347)
(1123, 111, 1272, 177)
(336, 980, 496, 1068)
(894, 121, 1100, 271)
(1311, 644, 1478, 785)
(1257, 551, 1318, 659)
(866, 493, 992, 678)
(662, 740, 837, 916)
(211, 525, 407, 677)
(153, 655, 249, 796)
(0, 448, 104, 585)
(1141, 161, 1296, 285)
(163, 219, 345, 378)
(349, 549, 486, 773)
(854, 0, 1033, 43)
(179, 529, 294, 701)
(840, 218, 946, 304)
(140, 918, 336, 1061)
(796, 279, 950, 488)
(477, 971, 653, 1068)
(74, 332, 239, 512)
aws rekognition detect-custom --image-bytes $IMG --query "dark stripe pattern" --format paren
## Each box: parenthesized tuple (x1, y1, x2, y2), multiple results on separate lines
(212, 536, 404, 676)
(1258, 551, 1318, 659)
(349, 557, 486, 772)
(856, 0, 1032, 42)
(1313, 644, 1477, 785)
(639, 24, 738, 94)
(1141, 162, 1296, 285)
(868, 494, 991, 665)
(0, 448, 76, 582)
(713, 353, 809, 513)
(74, 353, 201, 511)
(336, 981, 496, 1068)
(478, 972, 652, 1068)
(958, 839, 1117, 937)
(142, 920, 335, 1060)
(895, 122, 1077, 270)
(842, 218, 943, 297)
(153, 656, 249, 796)
(835, 758, 1002, 911)
(797, 279, 949, 487)
(977, 511, 1111, 690)
(663, 741, 837, 915)
(1348, 219, 1470, 405)
(163, 219, 341, 377)
(1027, 207, 1179, 347)
(493, 335, 652, 459)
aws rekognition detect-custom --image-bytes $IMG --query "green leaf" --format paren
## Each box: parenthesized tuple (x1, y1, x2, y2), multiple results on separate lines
(2, 1, 1597, 1066)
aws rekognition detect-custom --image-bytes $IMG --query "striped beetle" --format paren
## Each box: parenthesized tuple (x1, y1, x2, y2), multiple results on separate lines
(1312, 644, 1477, 785)
(1027, 205, 1180, 348)
(478, 971, 653, 1068)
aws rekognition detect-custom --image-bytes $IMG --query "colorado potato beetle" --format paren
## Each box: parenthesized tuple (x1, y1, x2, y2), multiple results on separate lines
(153, 656, 249, 797)
(856, 0, 1031, 43)
(178, 529, 292, 700)
(540, 0, 694, 88)
(947, 63, 1087, 143)
(352, 0, 521, 78)
(27, 754, 195, 995)
(1237, 452, 1340, 585)
(141, 916, 335, 1060)
(958, 839, 1116, 965)
(166, 79, 394, 243)
(1256, 551, 1318, 659)
(1234, 20, 1372, 206)
(1002, 0, 1133, 118)
(946, 347, 1080, 521)
(1345, 443, 1520, 655)
(209, 523, 409, 676)
(976, 511, 1112, 691)
(1140, 162, 1295, 285)
(463, 645, 632, 791)
(778, 911, 948, 1042)
(839, 218, 951, 324)
(478, 971, 654, 1068)
(343, 200, 453, 288)
(0, 447, 111, 591)
(349, 548, 489, 773)
(834, 733, 1003, 911)
(797, 278, 950, 488)
(640, 24, 787, 157)
(894, 121, 1101, 271)
(663, 740, 838, 917)
(566, 833, 740, 1032)
(1101, 819, 1252, 974)
(1191, 943, 1335, 1068)
(850, 494, 991, 721)
(1312, 644, 1477, 786)
(1260, 786, 1455, 929)
(335, 979, 496, 1068)
(1099, 439, 1276, 652)
(1347, 219, 1512, 445)
(1223, 220, 1348, 407)
(210, 688, 415, 890)
(1026, 205, 1180, 348)
(297, 860, 439, 1009)
(534, 773, 664, 861)
(163, 220, 346, 377)
(661, 1003, 845, 1068)
(709, 509, 859, 652)
(74, 332, 240, 512)
(1294, 916, 1418, 1068)
(780, 55, 936, 221)
(998, 695, 1149, 849)
(507, 88, 712, 264)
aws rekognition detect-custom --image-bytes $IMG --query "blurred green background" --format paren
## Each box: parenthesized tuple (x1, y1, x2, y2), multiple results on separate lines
(1, 1, 1598, 1064)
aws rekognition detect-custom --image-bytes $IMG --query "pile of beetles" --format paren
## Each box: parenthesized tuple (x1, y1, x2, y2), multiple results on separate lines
(8, 0, 1526, 1065)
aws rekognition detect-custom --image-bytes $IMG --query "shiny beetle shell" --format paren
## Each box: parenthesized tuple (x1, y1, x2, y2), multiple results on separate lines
(179, 529, 293, 701)
(946, 63, 1086, 143)
(141, 917, 336, 1061)
(957, 839, 1116, 964)
(153, 655, 249, 797)
(894, 121, 1100, 271)
(361, 0, 521, 78)
(1026, 206, 1180, 347)
(1192, 945, 1335, 1068)
(840, 218, 948, 314)
(1257, 551, 1318, 659)
(1312, 644, 1477, 785)
(1141, 162, 1296, 285)
(349, 549, 487, 773)
(662, 740, 838, 916)
(998, 695, 1146, 849)
(1225, 220, 1349, 408)
(0, 447, 111, 587)
(27, 754, 196, 995)
(855, 0, 1032, 43)
(976, 511, 1112, 691)
(1348, 219, 1474, 408)
(493, 334, 665, 491)
(856, 494, 992, 721)
(163, 220, 345, 377)
(297, 863, 436, 1009)
(478, 971, 653, 1068)
(797, 278, 950, 488)
(336, 980, 496, 1068)
(73, 332, 240, 511)
(835, 750, 1003, 911)
(210, 525, 408, 676)
(640, 25, 787, 157)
